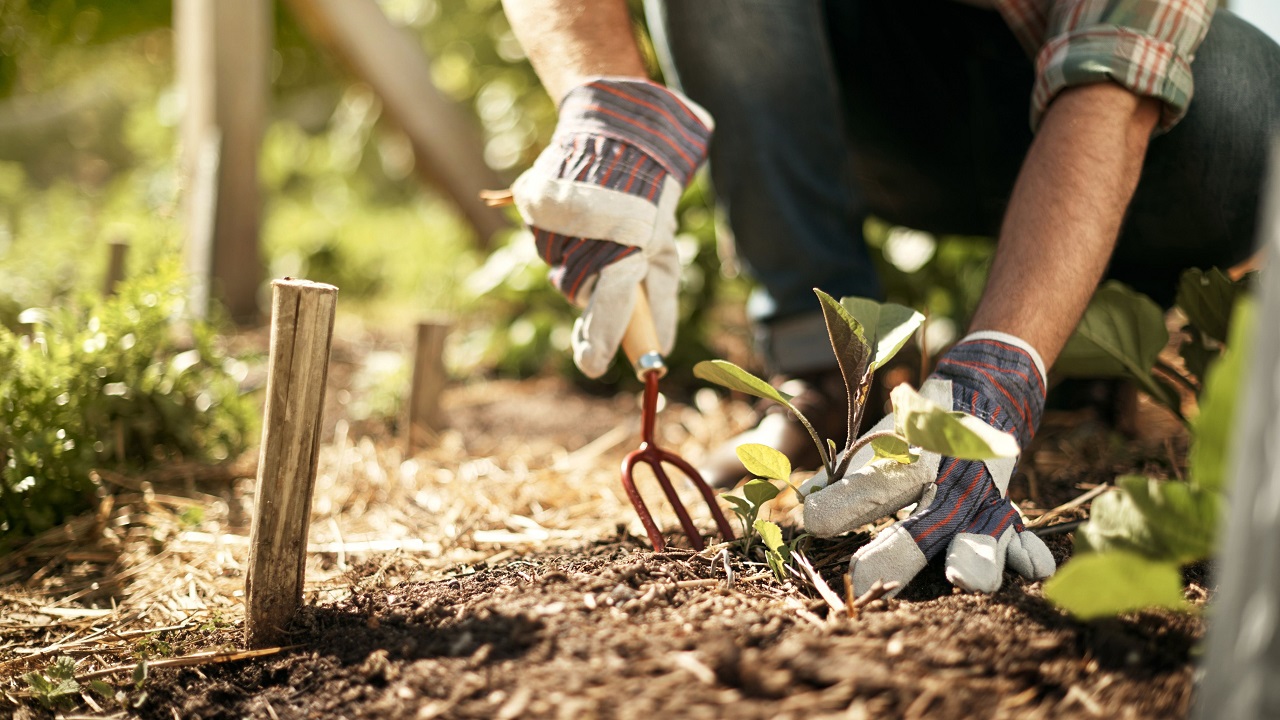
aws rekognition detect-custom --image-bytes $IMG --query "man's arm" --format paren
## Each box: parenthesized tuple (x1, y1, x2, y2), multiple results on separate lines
(501, 0, 648, 103)
(968, 82, 1161, 366)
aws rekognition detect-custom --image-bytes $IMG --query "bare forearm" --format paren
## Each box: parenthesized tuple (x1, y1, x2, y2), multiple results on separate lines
(969, 83, 1161, 366)
(501, 0, 648, 103)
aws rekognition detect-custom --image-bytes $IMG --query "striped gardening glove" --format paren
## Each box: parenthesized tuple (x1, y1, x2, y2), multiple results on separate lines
(511, 78, 713, 378)
(801, 332, 1057, 596)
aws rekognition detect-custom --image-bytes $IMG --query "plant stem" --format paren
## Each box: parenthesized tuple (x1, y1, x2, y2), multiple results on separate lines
(835, 430, 906, 479)
(1153, 359, 1200, 396)
(786, 402, 832, 477)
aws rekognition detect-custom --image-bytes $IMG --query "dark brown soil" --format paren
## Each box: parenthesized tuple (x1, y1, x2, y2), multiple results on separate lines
(3, 350, 1205, 720)
(133, 529, 1200, 720)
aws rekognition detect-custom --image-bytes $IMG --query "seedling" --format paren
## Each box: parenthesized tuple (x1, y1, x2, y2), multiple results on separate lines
(23, 656, 80, 710)
(695, 290, 1017, 492)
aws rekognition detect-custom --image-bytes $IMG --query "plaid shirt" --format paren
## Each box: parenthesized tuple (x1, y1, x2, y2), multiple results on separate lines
(991, 0, 1216, 132)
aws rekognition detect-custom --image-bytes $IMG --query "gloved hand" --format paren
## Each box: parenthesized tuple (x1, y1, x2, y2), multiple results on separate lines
(511, 78, 713, 378)
(801, 331, 1057, 596)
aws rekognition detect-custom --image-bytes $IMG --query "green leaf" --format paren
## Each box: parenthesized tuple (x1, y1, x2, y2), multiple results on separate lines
(1057, 281, 1179, 414)
(754, 519, 785, 553)
(695, 359, 829, 471)
(722, 495, 751, 518)
(816, 289, 868, 447)
(890, 384, 1019, 460)
(735, 443, 791, 481)
(1076, 475, 1221, 563)
(1044, 551, 1189, 620)
(1178, 327, 1218, 385)
(870, 434, 917, 464)
(743, 478, 782, 508)
(694, 360, 796, 408)
(89, 680, 115, 698)
(133, 657, 148, 688)
(1176, 267, 1242, 344)
(837, 296, 926, 371)
(1189, 296, 1254, 494)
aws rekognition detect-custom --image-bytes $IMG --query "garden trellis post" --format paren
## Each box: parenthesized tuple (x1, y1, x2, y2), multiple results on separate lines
(283, 0, 511, 249)
(245, 279, 338, 648)
(175, 0, 270, 324)
(407, 319, 450, 452)
(1195, 138, 1280, 719)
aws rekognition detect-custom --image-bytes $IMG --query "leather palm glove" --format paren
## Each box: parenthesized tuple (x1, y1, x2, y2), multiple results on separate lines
(801, 332, 1057, 596)
(511, 78, 713, 378)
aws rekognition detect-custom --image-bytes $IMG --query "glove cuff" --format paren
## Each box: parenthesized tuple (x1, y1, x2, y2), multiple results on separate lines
(555, 78, 713, 186)
(933, 332, 1047, 448)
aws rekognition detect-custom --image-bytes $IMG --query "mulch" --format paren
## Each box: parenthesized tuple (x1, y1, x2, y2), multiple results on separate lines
(0, 330, 1205, 719)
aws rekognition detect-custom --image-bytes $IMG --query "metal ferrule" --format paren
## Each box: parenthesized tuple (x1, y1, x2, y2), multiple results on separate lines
(634, 352, 667, 380)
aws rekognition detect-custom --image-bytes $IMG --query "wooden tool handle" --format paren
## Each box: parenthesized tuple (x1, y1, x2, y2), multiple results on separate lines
(621, 286, 666, 378)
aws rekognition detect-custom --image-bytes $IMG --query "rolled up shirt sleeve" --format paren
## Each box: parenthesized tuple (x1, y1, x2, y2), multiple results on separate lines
(1027, 0, 1216, 133)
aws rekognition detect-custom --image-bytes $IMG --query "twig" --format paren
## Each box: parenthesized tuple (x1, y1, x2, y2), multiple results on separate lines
(852, 580, 900, 610)
(788, 553, 845, 618)
(1032, 519, 1085, 537)
(1027, 484, 1111, 528)
(76, 645, 299, 683)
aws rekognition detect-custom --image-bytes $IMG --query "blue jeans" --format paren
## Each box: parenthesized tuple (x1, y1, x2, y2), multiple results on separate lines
(645, 0, 1280, 374)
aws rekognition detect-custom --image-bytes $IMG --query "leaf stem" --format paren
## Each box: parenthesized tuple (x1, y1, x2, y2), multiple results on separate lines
(1153, 359, 1200, 396)
(835, 430, 903, 479)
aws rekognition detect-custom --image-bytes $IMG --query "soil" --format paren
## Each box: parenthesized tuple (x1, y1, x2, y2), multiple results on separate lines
(2, 337, 1206, 720)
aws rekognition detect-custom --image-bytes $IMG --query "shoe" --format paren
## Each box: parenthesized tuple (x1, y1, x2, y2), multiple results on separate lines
(699, 370, 850, 490)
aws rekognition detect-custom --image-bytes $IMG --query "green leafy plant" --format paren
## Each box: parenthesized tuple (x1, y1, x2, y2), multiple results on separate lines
(1045, 292, 1254, 618)
(1055, 270, 1253, 422)
(0, 265, 256, 544)
(86, 656, 150, 711)
(23, 656, 80, 710)
(695, 290, 1017, 488)
(755, 519, 805, 583)
(720, 450, 783, 556)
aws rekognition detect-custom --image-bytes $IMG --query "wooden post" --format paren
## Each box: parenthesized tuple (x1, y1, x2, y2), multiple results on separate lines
(1195, 138, 1280, 719)
(282, 0, 510, 248)
(175, 0, 271, 324)
(102, 239, 128, 296)
(407, 320, 450, 451)
(244, 279, 338, 648)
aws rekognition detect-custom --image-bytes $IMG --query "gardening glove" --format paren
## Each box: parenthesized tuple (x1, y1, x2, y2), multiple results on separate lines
(511, 78, 713, 378)
(801, 331, 1057, 596)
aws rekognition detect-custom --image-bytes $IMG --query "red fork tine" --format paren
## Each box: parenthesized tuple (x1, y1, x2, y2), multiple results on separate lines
(619, 291, 735, 552)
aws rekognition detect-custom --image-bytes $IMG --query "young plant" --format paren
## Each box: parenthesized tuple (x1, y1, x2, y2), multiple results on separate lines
(695, 290, 1017, 489)
(23, 656, 80, 710)
(1054, 269, 1253, 423)
(1044, 294, 1253, 619)
(724, 442, 809, 580)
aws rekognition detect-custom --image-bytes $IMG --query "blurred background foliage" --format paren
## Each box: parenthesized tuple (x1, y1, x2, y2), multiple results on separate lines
(0, 0, 984, 392)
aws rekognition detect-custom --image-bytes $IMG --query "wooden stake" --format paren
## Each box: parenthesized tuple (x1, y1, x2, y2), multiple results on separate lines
(103, 240, 128, 296)
(407, 320, 450, 451)
(244, 279, 337, 648)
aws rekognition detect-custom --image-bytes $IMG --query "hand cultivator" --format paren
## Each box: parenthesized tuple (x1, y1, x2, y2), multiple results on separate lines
(619, 291, 735, 552)
(480, 188, 733, 551)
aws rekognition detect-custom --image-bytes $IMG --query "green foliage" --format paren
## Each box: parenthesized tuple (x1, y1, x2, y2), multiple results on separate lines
(1047, 293, 1255, 619)
(1074, 475, 1221, 563)
(699, 292, 1009, 491)
(1176, 267, 1242, 345)
(889, 384, 1019, 461)
(0, 266, 255, 543)
(721, 475, 780, 555)
(1043, 551, 1188, 620)
(754, 519, 792, 582)
(23, 656, 80, 710)
(735, 443, 791, 483)
(1056, 281, 1181, 418)
(836, 296, 925, 372)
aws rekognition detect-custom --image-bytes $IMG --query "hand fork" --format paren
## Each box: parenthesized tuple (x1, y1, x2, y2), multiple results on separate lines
(620, 289, 735, 552)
